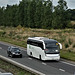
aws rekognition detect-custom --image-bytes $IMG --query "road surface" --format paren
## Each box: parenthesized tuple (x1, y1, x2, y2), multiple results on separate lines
(0, 41, 75, 75)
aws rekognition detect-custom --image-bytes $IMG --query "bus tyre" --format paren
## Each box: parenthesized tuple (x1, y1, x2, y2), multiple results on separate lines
(30, 52, 32, 56)
(11, 54, 14, 58)
(8, 54, 10, 57)
(39, 55, 42, 60)
(20, 54, 22, 58)
(56, 59, 60, 62)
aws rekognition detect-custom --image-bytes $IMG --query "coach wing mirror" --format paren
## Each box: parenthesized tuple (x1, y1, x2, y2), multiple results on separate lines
(58, 43, 62, 49)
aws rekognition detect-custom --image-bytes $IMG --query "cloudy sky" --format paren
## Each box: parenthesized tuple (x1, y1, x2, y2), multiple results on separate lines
(0, 0, 75, 9)
(53, 0, 75, 9)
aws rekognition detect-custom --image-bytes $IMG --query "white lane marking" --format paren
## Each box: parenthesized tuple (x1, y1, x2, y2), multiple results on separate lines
(61, 61, 75, 67)
(0, 47, 2, 49)
(28, 58, 32, 60)
(42, 62, 47, 65)
(59, 69, 65, 72)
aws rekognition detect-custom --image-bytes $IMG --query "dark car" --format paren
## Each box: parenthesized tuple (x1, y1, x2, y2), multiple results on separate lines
(7, 46, 22, 58)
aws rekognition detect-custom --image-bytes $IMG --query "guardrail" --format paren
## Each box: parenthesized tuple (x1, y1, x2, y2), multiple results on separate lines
(0, 55, 45, 75)
(0, 73, 13, 75)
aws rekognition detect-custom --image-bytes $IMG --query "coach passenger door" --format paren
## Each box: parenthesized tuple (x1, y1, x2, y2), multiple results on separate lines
(38, 42, 44, 59)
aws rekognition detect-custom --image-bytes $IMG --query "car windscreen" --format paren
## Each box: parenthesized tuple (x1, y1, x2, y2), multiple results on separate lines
(11, 48, 20, 52)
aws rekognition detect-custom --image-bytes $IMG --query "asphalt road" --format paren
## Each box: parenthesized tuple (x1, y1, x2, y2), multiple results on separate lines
(0, 41, 75, 75)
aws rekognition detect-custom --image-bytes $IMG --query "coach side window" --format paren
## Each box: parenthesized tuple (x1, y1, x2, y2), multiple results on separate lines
(27, 40, 38, 46)
(27, 40, 44, 50)
(38, 42, 44, 50)
(27, 40, 31, 44)
(32, 41, 38, 46)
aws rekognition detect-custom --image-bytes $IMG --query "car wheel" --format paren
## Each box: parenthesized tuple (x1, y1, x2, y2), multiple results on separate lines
(20, 54, 22, 58)
(11, 54, 14, 58)
(56, 59, 60, 62)
(8, 54, 10, 57)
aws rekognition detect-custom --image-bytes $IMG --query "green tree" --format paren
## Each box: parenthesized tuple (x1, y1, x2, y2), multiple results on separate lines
(23, 0, 29, 27)
(0, 0, 71, 29)
(18, 0, 25, 26)
(35, 0, 43, 28)
(11, 5, 19, 27)
(4, 5, 13, 26)
(27, 0, 36, 28)
(43, 0, 52, 29)
(52, 0, 68, 29)
(0, 7, 4, 26)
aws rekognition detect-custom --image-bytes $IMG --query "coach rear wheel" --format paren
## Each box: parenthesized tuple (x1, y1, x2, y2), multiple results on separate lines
(30, 52, 32, 56)
(39, 55, 42, 60)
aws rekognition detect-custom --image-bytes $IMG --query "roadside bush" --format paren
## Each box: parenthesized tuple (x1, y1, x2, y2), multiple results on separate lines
(68, 38, 72, 45)
(65, 43, 69, 48)
(16, 25, 22, 30)
(23, 36, 28, 40)
(0, 26, 5, 30)
(8, 31, 15, 37)
(12, 36, 16, 40)
(16, 35, 22, 40)
(68, 49, 72, 53)
(73, 24, 75, 29)
(59, 36, 66, 43)
(0, 31, 6, 37)
(73, 44, 75, 48)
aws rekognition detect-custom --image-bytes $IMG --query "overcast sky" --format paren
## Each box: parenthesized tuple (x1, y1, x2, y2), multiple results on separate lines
(0, 0, 75, 9)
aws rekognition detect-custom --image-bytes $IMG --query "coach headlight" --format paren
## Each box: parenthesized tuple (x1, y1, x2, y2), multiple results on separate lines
(55, 50, 59, 52)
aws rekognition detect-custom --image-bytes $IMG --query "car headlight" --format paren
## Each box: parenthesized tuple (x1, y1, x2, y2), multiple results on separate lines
(12, 52, 15, 54)
(55, 50, 59, 52)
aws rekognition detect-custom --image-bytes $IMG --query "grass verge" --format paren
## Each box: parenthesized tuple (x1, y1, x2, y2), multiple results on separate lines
(0, 37, 27, 48)
(0, 59, 34, 75)
(60, 50, 75, 61)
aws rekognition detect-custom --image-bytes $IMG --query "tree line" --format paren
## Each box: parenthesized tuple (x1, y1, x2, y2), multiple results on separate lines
(0, 0, 74, 29)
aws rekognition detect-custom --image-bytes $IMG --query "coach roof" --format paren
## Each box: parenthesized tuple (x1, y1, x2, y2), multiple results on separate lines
(28, 37, 57, 42)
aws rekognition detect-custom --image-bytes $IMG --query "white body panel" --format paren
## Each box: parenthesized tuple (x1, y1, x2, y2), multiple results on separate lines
(27, 44, 60, 61)
(27, 44, 45, 59)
